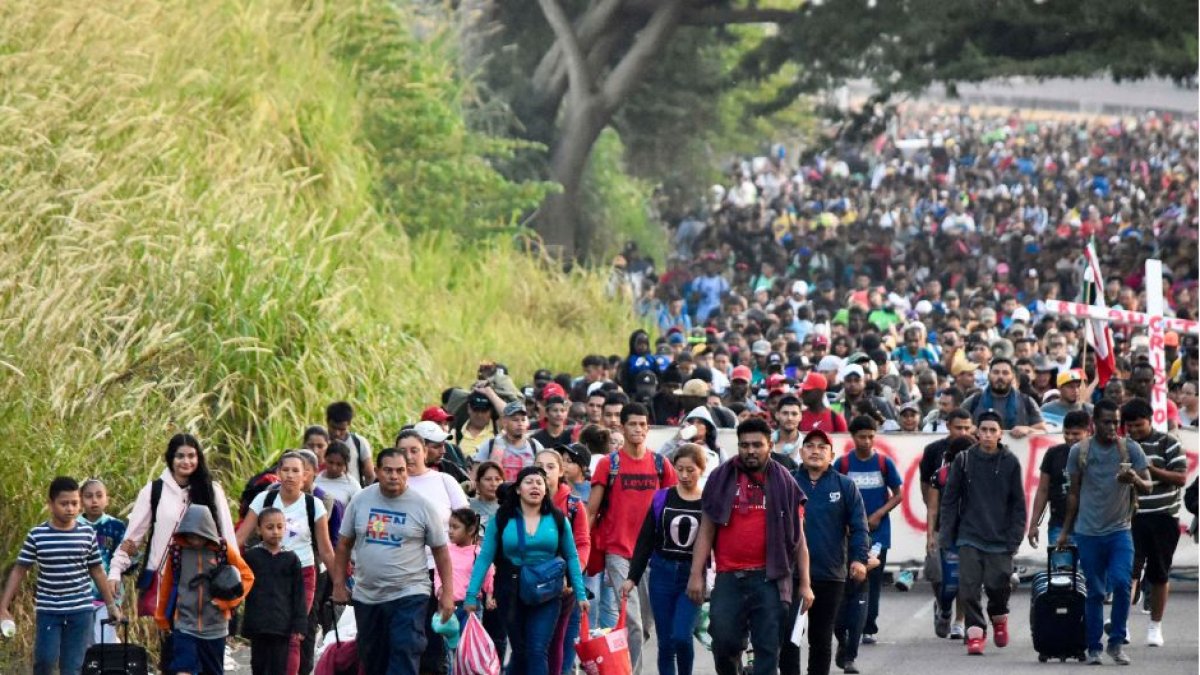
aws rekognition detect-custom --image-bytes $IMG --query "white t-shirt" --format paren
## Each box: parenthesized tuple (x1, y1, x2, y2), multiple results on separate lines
(405, 470, 469, 568)
(249, 489, 327, 568)
(315, 472, 361, 508)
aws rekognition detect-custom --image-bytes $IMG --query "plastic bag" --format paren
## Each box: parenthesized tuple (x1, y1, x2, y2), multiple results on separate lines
(455, 613, 500, 675)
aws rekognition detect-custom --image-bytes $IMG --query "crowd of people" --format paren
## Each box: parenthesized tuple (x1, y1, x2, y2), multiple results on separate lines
(0, 105, 1197, 675)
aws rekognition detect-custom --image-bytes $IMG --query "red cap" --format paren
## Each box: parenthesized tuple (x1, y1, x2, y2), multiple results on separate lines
(731, 365, 753, 383)
(541, 382, 567, 401)
(799, 372, 828, 392)
(420, 406, 452, 423)
(812, 334, 830, 347)
(766, 374, 787, 389)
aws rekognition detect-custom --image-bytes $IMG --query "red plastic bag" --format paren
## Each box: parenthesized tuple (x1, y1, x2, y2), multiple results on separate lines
(575, 598, 632, 675)
(455, 612, 501, 675)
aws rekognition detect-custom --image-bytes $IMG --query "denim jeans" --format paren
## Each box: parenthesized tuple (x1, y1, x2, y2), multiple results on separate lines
(34, 609, 92, 675)
(834, 580, 866, 662)
(708, 570, 787, 675)
(605, 554, 645, 674)
(353, 594, 428, 675)
(1076, 530, 1134, 653)
(549, 594, 581, 675)
(863, 547, 887, 635)
(647, 555, 699, 675)
(585, 572, 615, 630)
(499, 574, 563, 675)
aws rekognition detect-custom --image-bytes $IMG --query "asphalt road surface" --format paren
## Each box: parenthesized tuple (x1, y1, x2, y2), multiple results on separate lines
(229, 586, 1197, 674)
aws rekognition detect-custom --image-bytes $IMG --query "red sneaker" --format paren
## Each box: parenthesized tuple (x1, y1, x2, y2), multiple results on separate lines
(992, 615, 1009, 648)
(966, 626, 986, 655)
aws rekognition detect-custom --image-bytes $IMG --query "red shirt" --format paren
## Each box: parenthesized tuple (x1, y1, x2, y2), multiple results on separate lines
(800, 408, 847, 433)
(592, 449, 678, 559)
(714, 472, 768, 572)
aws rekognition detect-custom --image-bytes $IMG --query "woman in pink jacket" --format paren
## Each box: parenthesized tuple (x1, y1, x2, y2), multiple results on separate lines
(107, 434, 238, 617)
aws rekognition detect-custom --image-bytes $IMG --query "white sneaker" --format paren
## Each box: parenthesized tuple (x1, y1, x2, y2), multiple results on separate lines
(1146, 623, 1164, 647)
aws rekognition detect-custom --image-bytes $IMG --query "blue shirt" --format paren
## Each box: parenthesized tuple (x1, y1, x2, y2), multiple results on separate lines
(77, 514, 126, 602)
(838, 453, 903, 548)
(17, 522, 102, 613)
(467, 512, 587, 602)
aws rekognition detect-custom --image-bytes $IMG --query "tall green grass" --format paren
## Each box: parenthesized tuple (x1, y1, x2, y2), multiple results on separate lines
(0, 0, 631, 660)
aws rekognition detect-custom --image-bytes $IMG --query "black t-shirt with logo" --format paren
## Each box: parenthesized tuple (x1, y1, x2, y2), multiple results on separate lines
(626, 487, 703, 585)
(1039, 443, 1072, 527)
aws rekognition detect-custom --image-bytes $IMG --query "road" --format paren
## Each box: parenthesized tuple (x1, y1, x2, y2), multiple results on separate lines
(229, 586, 1198, 674)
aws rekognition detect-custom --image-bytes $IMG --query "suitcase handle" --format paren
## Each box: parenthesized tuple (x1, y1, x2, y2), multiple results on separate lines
(1049, 543, 1079, 578)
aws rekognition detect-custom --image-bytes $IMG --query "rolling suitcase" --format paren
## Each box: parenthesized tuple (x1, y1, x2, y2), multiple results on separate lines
(1030, 545, 1086, 663)
(82, 618, 149, 675)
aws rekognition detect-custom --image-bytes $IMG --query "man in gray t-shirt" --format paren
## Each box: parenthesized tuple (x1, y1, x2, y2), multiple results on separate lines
(1056, 402, 1151, 665)
(333, 449, 454, 674)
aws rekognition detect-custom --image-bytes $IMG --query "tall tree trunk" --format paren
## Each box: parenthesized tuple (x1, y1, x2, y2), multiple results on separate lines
(540, 101, 609, 259)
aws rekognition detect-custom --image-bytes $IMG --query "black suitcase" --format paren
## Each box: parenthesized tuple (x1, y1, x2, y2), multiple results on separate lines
(1030, 545, 1087, 663)
(82, 618, 149, 675)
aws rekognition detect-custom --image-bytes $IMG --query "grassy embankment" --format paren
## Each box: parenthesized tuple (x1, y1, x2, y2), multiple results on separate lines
(0, 0, 633, 661)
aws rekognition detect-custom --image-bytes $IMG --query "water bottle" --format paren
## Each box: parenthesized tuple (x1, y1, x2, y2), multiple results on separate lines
(1, 619, 15, 639)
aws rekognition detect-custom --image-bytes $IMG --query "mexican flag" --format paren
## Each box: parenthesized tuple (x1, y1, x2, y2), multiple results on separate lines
(1082, 242, 1116, 387)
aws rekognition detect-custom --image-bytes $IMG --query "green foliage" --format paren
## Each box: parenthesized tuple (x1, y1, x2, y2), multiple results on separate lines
(0, 0, 629, 661)
(581, 128, 666, 264)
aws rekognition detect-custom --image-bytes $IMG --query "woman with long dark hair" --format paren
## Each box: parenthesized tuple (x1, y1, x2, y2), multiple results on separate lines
(108, 434, 238, 617)
(465, 466, 588, 675)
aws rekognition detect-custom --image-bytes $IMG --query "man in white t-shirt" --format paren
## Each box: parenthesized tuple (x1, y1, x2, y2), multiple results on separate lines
(396, 428, 469, 675)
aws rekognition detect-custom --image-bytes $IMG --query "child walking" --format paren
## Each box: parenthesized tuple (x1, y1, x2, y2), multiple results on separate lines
(79, 478, 128, 645)
(314, 441, 360, 508)
(155, 504, 254, 675)
(0, 477, 123, 674)
(436, 508, 495, 625)
(241, 508, 306, 675)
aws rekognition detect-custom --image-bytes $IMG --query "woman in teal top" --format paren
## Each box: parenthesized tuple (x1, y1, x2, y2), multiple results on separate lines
(466, 466, 588, 675)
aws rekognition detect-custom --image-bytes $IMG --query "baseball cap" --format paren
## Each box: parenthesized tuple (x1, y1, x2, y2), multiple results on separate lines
(413, 421, 451, 444)
(541, 382, 567, 401)
(635, 370, 658, 388)
(996, 263, 1010, 275)
(674, 379, 710, 398)
(731, 365, 753, 383)
(816, 355, 843, 373)
(767, 352, 784, 367)
(840, 363, 865, 381)
(668, 332, 686, 345)
(468, 392, 492, 410)
(812, 334, 830, 348)
(799, 372, 828, 392)
(1010, 306, 1031, 324)
(792, 280, 809, 296)
(1056, 369, 1084, 387)
(898, 400, 920, 415)
(802, 429, 833, 447)
(1165, 331, 1180, 347)
(420, 406, 453, 423)
(502, 401, 527, 417)
(586, 381, 607, 397)
(751, 339, 772, 357)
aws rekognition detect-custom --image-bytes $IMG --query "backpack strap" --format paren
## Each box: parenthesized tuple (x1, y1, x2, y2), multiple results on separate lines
(838, 454, 850, 474)
(653, 453, 665, 482)
(138, 479, 164, 578)
(651, 488, 670, 529)
(305, 493, 318, 561)
(350, 433, 367, 483)
(263, 489, 278, 509)
(877, 454, 888, 481)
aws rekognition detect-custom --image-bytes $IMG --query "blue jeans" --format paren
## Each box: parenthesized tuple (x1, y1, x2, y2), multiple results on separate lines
(585, 572, 616, 630)
(1046, 526, 1077, 571)
(708, 570, 786, 675)
(353, 594, 428, 675)
(834, 580, 866, 662)
(647, 555, 699, 675)
(34, 609, 91, 675)
(499, 576, 563, 675)
(1076, 530, 1134, 653)
(559, 601, 581, 674)
(863, 547, 887, 635)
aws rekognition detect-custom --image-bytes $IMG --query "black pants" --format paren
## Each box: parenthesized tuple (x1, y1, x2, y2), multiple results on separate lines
(780, 580, 844, 675)
(250, 634, 290, 675)
(957, 546, 1013, 631)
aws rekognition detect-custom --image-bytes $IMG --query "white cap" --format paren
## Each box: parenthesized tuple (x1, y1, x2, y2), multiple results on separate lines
(915, 300, 933, 315)
(816, 355, 844, 374)
(587, 381, 607, 397)
(413, 421, 450, 444)
(1010, 306, 1031, 323)
(840, 363, 865, 381)
(792, 280, 809, 296)
(752, 339, 772, 357)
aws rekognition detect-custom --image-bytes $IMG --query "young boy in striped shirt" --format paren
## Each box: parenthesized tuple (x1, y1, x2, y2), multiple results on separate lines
(0, 476, 123, 674)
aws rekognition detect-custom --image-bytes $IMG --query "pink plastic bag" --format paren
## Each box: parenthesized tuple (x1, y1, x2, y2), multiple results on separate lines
(455, 613, 501, 675)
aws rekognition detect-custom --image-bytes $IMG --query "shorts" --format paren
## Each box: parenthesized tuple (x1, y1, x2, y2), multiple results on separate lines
(169, 631, 226, 674)
(1132, 513, 1181, 585)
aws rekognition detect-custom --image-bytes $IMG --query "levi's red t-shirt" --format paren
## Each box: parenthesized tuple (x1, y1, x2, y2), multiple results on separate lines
(592, 449, 678, 559)
(714, 471, 768, 572)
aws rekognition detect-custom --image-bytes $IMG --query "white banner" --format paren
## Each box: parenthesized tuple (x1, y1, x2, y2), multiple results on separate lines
(646, 427, 1200, 567)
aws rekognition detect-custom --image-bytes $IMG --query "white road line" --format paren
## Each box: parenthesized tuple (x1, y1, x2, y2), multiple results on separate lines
(912, 598, 936, 620)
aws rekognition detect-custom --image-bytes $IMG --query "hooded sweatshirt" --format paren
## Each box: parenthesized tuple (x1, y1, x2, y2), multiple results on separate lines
(155, 505, 254, 639)
(657, 406, 726, 481)
(937, 444, 1027, 554)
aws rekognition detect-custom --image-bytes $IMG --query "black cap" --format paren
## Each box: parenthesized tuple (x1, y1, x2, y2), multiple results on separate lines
(468, 392, 492, 410)
(635, 370, 658, 388)
(558, 443, 592, 468)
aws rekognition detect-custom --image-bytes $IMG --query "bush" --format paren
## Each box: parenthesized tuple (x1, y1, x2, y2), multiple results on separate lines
(0, 0, 630, 661)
